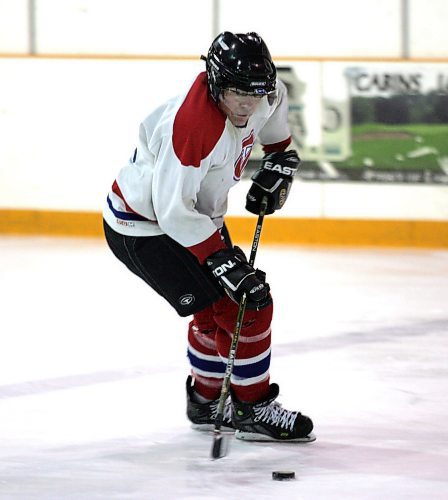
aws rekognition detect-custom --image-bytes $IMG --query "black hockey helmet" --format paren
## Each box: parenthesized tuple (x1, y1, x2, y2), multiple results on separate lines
(202, 31, 277, 102)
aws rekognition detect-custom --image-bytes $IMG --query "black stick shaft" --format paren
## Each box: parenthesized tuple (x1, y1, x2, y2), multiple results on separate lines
(211, 196, 268, 459)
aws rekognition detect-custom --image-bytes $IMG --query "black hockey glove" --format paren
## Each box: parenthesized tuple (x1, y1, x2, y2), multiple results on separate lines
(246, 150, 300, 215)
(206, 246, 271, 310)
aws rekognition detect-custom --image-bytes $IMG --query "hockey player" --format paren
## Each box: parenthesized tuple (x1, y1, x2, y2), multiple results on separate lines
(103, 32, 314, 442)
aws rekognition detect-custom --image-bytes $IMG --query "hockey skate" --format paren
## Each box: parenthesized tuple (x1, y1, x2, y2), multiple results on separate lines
(231, 384, 316, 442)
(186, 376, 234, 432)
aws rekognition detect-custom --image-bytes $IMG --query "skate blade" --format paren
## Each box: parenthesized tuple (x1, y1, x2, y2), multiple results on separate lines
(235, 431, 317, 443)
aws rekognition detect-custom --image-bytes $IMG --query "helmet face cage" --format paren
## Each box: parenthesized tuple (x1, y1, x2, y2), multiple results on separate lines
(205, 32, 277, 102)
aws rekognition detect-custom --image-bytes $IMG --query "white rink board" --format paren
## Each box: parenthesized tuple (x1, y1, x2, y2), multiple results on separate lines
(0, 58, 447, 221)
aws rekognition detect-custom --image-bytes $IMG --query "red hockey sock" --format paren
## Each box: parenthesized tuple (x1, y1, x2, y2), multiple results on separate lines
(187, 305, 223, 401)
(213, 296, 273, 403)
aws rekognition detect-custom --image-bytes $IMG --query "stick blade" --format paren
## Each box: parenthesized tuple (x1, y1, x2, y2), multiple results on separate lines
(211, 432, 229, 459)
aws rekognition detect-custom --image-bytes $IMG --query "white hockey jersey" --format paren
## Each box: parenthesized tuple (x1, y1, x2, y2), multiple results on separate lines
(103, 72, 291, 263)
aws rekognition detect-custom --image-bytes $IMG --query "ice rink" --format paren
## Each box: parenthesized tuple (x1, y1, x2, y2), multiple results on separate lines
(1, 235, 447, 499)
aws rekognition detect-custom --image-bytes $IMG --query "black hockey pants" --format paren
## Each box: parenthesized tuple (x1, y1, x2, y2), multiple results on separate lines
(103, 219, 226, 317)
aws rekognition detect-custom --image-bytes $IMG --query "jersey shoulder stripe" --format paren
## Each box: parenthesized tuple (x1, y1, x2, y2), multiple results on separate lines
(172, 72, 226, 168)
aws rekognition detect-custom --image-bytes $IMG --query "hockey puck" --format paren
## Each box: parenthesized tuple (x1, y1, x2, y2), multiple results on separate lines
(272, 471, 295, 481)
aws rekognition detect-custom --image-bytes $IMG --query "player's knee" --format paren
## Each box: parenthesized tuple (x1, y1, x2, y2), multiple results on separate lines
(191, 304, 216, 333)
(212, 296, 273, 334)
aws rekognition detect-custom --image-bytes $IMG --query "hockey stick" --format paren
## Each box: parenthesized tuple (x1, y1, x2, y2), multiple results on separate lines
(211, 196, 268, 460)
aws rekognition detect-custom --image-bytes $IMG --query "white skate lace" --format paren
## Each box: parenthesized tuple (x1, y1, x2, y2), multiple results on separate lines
(254, 402, 298, 431)
(211, 398, 233, 423)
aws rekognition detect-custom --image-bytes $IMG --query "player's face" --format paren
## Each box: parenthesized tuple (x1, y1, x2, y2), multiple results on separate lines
(218, 89, 264, 127)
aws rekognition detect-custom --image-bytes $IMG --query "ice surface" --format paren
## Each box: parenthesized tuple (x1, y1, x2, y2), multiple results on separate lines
(1, 236, 448, 499)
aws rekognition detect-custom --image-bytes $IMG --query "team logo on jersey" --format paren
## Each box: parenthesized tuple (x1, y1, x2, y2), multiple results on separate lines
(234, 130, 255, 181)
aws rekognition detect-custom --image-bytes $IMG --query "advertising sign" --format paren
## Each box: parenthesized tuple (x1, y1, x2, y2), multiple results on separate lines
(247, 61, 448, 184)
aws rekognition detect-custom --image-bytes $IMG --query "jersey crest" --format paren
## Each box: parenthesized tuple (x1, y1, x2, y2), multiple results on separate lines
(234, 130, 255, 180)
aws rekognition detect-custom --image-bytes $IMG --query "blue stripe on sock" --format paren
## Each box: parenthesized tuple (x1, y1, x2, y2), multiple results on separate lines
(232, 352, 271, 379)
(187, 350, 226, 375)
